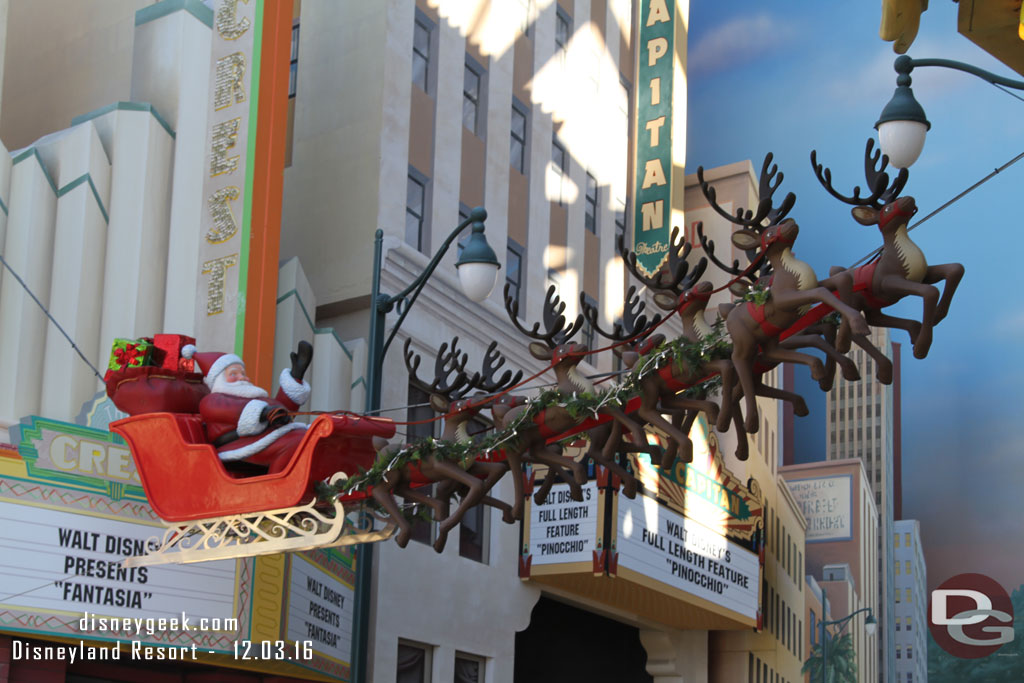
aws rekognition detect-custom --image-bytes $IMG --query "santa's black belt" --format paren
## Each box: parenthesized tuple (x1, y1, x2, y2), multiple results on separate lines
(212, 431, 239, 448)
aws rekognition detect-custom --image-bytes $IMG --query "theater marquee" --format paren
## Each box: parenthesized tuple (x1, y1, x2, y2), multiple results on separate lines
(521, 418, 764, 630)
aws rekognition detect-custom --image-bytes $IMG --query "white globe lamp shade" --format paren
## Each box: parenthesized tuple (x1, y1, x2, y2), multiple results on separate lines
(457, 260, 500, 302)
(864, 615, 878, 637)
(877, 120, 928, 169)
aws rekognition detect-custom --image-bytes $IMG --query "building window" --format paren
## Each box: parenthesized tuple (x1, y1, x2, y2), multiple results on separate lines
(289, 20, 300, 98)
(906, 674, 913, 683)
(896, 561, 901, 575)
(397, 642, 432, 683)
(809, 611, 816, 645)
(413, 17, 432, 92)
(584, 173, 598, 233)
(463, 60, 483, 135)
(454, 653, 484, 683)
(896, 619, 901, 631)
(896, 646, 901, 659)
(506, 239, 525, 313)
(614, 199, 627, 246)
(906, 616, 912, 630)
(510, 102, 527, 173)
(581, 292, 597, 349)
(459, 500, 488, 562)
(906, 588, 912, 603)
(907, 646, 913, 659)
(552, 136, 567, 204)
(555, 7, 570, 55)
(406, 172, 427, 251)
(895, 534, 900, 548)
(896, 590, 901, 603)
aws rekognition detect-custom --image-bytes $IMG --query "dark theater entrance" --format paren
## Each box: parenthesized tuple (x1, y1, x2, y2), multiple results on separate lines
(514, 596, 653, 683)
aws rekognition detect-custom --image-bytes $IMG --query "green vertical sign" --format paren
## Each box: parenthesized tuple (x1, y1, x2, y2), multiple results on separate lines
(633, 0, 674, 277)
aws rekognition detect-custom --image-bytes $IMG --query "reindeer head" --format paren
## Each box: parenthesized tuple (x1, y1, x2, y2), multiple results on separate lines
(812, 138, 913, 234)
(852, 195, 917, 232)
(696, 153, 796, 286)
(654, 279, 714, 314)
(490, 393, 527, 428)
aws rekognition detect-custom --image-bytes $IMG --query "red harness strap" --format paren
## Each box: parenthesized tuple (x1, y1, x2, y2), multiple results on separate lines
(852, 259, 896, 309)
(746, 301, 784, 337)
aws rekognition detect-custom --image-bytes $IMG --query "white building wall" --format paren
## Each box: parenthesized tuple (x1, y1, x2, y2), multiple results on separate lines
(0, 2, 212, 432)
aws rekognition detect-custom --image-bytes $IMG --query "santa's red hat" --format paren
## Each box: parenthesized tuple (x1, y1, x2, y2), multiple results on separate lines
(182, 345, 244, 388)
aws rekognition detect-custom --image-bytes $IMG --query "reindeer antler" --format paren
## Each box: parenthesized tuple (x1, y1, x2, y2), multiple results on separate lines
(474, 341, 524, 393)
(504, 282, 583, 349)
(618, 226, 708, 295)
(696, 153, 795, 232)
(404, 336, 475, 399)
(811, 138, 909, 208)
(580, 285, 663, 342)
(695, 152, 795, 283)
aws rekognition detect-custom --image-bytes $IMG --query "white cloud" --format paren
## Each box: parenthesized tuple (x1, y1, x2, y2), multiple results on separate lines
(688, 13, 797, 78)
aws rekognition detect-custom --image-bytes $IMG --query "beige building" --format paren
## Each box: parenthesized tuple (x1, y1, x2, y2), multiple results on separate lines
(782, 458, 880, 683)
(894, 519, 927, 683)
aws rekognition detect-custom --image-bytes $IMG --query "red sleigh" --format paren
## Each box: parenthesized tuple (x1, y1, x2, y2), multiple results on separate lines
(110, 412, 398, 567)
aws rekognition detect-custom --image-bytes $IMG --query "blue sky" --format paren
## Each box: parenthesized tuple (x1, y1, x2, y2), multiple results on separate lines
(685, 1, 1024, 593)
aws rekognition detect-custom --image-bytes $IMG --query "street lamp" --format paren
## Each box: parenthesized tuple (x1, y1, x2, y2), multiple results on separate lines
(352, 206, 499, 683)
(817, 586, 877, 683)
(875, 54, 1024, 168)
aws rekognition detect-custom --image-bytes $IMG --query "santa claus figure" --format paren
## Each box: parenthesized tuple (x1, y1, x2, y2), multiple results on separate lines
(183, 341, 314, 473)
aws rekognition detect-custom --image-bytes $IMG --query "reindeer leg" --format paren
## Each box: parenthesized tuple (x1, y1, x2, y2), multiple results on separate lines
(879, 275, 940, 358)
(370, 473, 413, 548)
(924, 263, 964, 324)
(593, 422, 638, 499)
(781, 332, 858, 387)
(706, 359, 736, 432)
(864, 308, 921, 345)
(819, 271, 857, 353)
(732, 408, 750, 461)
(850, 333, 893, 384)
(502, 448, 528, 521)
(528, 444, 585, 501)
(661, 409, 698, 468)
(727, 321, 761, 434)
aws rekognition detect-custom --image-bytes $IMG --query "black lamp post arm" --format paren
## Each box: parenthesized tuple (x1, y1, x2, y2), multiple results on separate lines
(822, 605, 874, 629)
(898, 55, 1024, 90)
(377, 209, 484, 361)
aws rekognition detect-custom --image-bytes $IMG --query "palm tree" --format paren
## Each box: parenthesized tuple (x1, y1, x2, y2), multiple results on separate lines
(802, 632, 857, 683)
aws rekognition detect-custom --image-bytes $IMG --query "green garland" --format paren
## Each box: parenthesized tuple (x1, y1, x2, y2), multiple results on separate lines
(324, 325, 733, 501)
(735, 282, 771, 306)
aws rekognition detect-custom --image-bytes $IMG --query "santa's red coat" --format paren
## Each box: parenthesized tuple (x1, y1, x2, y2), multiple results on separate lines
(199, 371, 311, 473)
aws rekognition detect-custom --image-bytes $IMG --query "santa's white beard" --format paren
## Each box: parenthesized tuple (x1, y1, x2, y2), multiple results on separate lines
(212, 373, 269, 399)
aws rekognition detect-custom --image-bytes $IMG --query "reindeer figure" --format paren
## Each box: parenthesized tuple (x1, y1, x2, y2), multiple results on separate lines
(696, 154, 872, 433)
(812, 138, 964, 361)
(506, 283, 651, 450)
(490, 393, 587, 519)
(369, 337, 517, 552)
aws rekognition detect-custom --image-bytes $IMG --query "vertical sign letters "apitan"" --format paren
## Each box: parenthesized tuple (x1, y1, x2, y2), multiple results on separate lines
(195, 0, 262, 352)
(632, 0, 673, 277)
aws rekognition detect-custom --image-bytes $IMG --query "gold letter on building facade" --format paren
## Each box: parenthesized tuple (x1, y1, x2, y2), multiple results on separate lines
(641, 159, 667, 189)
(216, 0, 251, 40)
(214, 52, 247, 110)
(202, 254, 239, 315)
(646, 0, 671, 26)
(210, 118, 241, 176)
(641, 200, 664, 232)
(206, 187, 241, 243)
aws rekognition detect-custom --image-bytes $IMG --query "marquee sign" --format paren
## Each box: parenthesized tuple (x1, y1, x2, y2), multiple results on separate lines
(4, 416, 357, 681)
(521, 418, 764, 628)
(632, 0, 686, 276)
